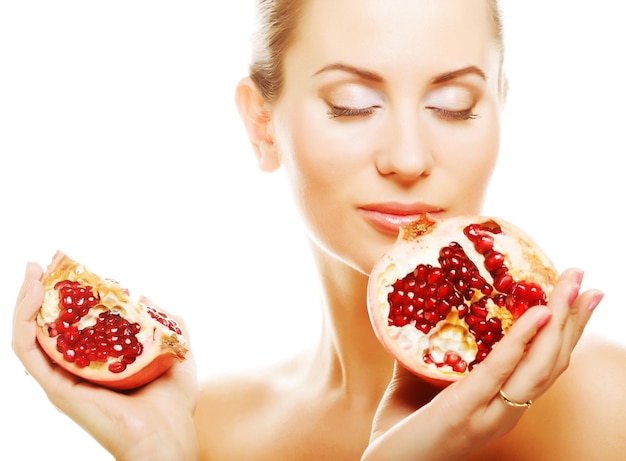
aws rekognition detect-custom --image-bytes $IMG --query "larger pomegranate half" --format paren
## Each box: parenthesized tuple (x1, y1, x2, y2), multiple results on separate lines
(36, 251, 188, 390)
(367, 214, 558, 387)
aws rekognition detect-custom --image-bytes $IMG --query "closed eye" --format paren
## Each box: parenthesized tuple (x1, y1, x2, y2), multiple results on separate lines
(425, 106, 478, 121)
(328, 105, 380, 118)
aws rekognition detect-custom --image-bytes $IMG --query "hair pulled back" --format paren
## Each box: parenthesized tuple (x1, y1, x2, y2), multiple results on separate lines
(249, 0, 504, 103)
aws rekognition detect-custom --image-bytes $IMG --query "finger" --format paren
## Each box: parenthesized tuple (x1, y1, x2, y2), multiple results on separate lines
(369, 307, 551, 455)
(12, 276, 44, 349)
(11, 276, 61, 382)
(544, 268, 583, 334)
(139, 295, 178, 320)
(500, 268, 586, 401)
(547, 287, 602, 380)
(367, 361, 458, 457)
(428, 305, 552, 438)
(14, 261, 43, 309)
(369, 307, 548, 460)
(12, 261, 45, 369)
(138, 295, 155, 305)
(135, 295, 196, 397)
(12, 262, 90, 401)
(414, 305, 549, 437)
(370, 362, 438, 440)
(560, 288, 602, 352)
(456, 303, 552, 407)
(139, 295, 190, 338)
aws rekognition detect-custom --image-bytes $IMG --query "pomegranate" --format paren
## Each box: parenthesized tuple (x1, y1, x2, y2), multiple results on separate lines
(367, 213, 558, 387)
(36, 251, 188, 390)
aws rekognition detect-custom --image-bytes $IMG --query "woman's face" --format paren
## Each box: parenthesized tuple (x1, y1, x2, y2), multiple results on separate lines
(269, 0, 505, 274)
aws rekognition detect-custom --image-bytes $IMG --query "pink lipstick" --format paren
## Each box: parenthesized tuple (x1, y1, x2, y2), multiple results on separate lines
(359, 203, 443, 235)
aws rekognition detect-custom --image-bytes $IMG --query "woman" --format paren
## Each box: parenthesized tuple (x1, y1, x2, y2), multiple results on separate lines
(12, 0, 626, 459)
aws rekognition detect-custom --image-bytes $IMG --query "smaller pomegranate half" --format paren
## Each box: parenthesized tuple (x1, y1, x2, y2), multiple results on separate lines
(36, 251, 188, 390)
(367, 214, 558, 387)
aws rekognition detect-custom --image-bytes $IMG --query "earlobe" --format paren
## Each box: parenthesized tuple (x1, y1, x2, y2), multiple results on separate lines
(235, 77, 280, 172)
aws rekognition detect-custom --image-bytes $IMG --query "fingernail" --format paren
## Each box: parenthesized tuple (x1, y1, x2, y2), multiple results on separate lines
(572, 268, 585, 285)
(588, 291, 604, 312)
(568, 284, 581, 306)
(537, 311, 552, 328)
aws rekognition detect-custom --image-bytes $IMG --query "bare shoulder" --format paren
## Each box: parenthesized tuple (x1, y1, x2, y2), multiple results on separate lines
(193, 355, 304, 460)
(194, 361, 286, 427)
(560, 333, 626, 404)
(545, 334, 626, 454)
(498, 333, 626, 460)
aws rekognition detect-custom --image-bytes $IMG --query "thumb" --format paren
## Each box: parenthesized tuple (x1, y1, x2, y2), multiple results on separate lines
(370, 361, 439, 443)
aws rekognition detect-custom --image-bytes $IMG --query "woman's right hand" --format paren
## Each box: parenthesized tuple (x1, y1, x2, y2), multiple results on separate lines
(12, 262, 199, 461)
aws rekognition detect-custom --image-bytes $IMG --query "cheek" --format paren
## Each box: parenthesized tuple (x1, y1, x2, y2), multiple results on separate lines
(434, 112, 501, 204)
(277, 109, 359, 218)
(275, 106, 383, 271)
(277, 98, 375, 191)
(281, 123, 335, 194)
(461, 120, 500, 179)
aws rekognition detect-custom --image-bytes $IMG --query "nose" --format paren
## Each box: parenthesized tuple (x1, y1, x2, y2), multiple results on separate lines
(375, 111, 434, 181)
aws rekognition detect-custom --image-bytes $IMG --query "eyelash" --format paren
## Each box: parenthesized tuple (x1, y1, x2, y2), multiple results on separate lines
(327, 105, 379, 118)
(327, 105, 477, 121)
(426, 107, 478, 121)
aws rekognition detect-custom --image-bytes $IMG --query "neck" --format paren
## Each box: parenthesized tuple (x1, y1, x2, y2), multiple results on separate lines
(305, 243, 394, 404)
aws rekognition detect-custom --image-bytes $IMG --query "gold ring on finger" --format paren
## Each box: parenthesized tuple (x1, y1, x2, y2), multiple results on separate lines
(499, 389, 533, 409)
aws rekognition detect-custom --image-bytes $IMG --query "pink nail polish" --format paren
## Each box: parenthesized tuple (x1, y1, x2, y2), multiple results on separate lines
(574, 268, 585, 284)
(568, 285, 580, 306)
(588, 292, 604, 312)
(537, 312, 552, 329)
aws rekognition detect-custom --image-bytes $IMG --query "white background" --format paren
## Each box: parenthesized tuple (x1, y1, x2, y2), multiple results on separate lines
(1, 1, 624, 458)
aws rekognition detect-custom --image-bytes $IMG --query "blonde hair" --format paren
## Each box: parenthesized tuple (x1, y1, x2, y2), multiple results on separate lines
(249, 0, 505, 103)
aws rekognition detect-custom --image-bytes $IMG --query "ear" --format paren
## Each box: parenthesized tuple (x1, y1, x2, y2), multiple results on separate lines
(499, 73, 509, 109)
(235, 77, 280, 172)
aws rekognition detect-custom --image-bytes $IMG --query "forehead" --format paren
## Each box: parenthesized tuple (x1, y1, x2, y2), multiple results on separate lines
(287, 0, 499, 80)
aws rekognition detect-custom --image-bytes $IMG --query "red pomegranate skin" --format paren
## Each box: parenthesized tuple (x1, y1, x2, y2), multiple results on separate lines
(367, 213, 558, 386)
(36, 251, 188, 390)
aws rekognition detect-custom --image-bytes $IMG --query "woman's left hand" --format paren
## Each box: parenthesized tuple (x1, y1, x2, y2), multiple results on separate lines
(362, 267, 601, 461)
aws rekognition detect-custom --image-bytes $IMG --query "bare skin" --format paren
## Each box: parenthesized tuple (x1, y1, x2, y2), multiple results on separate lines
(193, 270, 625, 461)
(12, 0, 626, 460)
(200, 337, 626, 461)
(14, 262, 624, 461)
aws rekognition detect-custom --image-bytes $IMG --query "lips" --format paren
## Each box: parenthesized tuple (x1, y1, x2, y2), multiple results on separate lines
(359, 203, 443, 235)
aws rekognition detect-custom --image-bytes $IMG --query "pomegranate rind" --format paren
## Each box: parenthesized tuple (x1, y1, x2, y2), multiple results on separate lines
(367, 214, 558, 387)
(36, 251, 188, 390)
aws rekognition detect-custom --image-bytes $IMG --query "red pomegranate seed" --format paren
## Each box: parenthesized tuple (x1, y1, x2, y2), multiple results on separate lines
(383, 219, 553, 376)
(146, 306, 182, 334)
(108, 362, 127, 374)
(444, 351, 468, 373)
(49, 281, 147, 371)
(493, 273, 514, 293)
(74, 355, 91, 368)
(63, 349, 76, 362)
(484, 250, 505, 272)
(474, 235, 494, 254)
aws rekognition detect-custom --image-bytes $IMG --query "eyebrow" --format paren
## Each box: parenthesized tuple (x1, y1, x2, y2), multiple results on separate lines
(313, 63, 384, 82)
(431, 66, 487, 84)
(313, 63, 487, 85)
